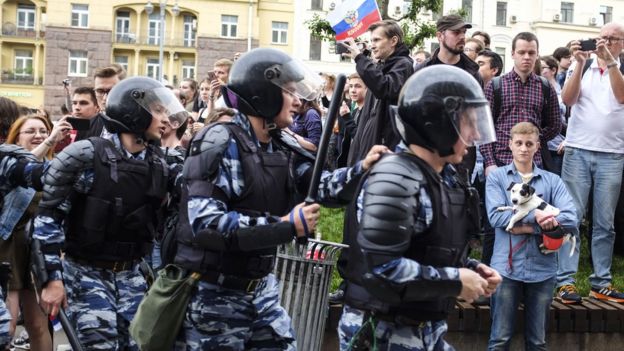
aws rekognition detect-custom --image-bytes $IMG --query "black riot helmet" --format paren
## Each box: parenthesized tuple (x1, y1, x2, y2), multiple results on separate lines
(103, 76, 187, 136)
(390, 65, 496, 157)
(224, 48, 322, 120)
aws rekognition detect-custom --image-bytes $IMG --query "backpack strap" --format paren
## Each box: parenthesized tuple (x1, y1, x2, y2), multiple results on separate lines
(491, 76, 502, 124)
(537, 75, 551, 129)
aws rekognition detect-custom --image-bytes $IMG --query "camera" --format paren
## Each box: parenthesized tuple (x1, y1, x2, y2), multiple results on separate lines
(579, 39, 596, 52)
(62, 78, 71, 86)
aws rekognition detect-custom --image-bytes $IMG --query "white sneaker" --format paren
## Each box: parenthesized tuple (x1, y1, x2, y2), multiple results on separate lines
(56, 344, 72, 351)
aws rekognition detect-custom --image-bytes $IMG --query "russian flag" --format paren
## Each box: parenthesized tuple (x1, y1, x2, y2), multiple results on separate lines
(327, 0, 382, 41)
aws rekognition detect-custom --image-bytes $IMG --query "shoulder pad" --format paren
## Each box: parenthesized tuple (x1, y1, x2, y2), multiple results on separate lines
(40, 140, 95, 209)
(183, 124, 231, 181)
(0, 144, 37, 162)
(188, 124, 231, 157)
(366, 153, 424, 197)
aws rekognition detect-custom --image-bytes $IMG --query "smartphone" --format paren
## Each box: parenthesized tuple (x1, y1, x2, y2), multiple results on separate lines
(336, 41, 349, 55)
(66, 117, 91, 131)
(206, 71, 216, 81)
(580, 39, 596, 52)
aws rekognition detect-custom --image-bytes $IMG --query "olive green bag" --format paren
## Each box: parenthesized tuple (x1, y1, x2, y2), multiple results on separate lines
(130, 264, 200, 351)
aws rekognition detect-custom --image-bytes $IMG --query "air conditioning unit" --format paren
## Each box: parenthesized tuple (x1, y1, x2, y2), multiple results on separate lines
(589, 17, 598, 26)
(510, 15, 517, 24)
(553, 13, 561, 22)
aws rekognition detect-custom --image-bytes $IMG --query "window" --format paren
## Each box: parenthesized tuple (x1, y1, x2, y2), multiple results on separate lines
(600, 5, 613, 25)
(561, 2, 574, 23)
(146, 58, 160, 79)
(71, 4, 89, 28)
(462, 0, 472, 23)
(221, 15, 238, 38)
(496, 2, 507, 26)
(183, 15, 196, 47)
(309, 36, 322, 61)
(114, 56, 129, 72)
(182, 60, 195, 79)
(14, 50, 33, 76)
(116, 11, 130, 41)
(495, 47, 506, 72)
(148, 13, 162, 45)
(17, 5, 36, 30)
(311, 0, 323, 10)
(68, 50, 88, 77)
(272, 21, 288, 44)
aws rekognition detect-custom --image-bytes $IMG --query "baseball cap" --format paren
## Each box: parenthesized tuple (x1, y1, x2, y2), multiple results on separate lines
(437, 15, 473, 32)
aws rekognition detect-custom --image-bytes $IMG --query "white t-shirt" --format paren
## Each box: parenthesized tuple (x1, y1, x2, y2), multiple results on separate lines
(566, 59, 624, 153)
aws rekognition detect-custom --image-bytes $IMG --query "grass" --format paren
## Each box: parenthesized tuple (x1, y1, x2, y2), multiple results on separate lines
(318, 208, 624, 296)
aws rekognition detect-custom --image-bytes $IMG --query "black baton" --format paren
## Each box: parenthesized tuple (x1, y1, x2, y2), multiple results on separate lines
(298, 74, 347, 244)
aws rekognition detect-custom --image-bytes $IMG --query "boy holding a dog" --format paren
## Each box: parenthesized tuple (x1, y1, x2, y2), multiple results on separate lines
(486, 121, 578, 350)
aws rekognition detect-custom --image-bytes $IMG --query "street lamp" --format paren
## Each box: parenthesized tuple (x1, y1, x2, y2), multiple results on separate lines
(145, 0, 180, 83)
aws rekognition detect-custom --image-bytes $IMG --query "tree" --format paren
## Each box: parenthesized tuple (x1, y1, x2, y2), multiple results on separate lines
(306, 0, 443, 49)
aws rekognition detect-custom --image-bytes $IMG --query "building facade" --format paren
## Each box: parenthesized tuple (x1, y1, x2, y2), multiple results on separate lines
(0, 0, 295, 113)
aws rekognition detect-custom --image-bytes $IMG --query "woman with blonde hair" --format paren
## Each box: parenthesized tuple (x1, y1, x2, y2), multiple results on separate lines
(1, 113, 70, 349)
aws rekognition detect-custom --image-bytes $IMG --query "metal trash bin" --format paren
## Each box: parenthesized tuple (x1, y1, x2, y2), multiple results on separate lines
(274, 239, 347, 351)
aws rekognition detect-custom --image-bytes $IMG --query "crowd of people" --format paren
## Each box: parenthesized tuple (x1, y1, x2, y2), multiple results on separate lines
(0, 13, 623, 351)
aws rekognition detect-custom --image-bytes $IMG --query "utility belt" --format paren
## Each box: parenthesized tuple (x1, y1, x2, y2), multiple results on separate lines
(199, 270, 263, 294)
(66, 241, 153, 262)
(68, 257, 140, 273)
(345, 281, 450, 324)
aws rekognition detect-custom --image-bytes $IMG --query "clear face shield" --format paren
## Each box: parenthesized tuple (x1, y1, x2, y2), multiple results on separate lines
(453, 102, 496, 147)
(265, 58, 323, 100)
(134, 87, 189, 129)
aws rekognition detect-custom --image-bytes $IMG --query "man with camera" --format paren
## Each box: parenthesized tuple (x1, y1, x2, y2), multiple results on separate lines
(340, 19, 413, 166)
(556, 22, 624, 304)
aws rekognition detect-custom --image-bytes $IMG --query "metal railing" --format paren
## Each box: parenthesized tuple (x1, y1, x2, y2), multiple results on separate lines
(113, 32, 196, 48)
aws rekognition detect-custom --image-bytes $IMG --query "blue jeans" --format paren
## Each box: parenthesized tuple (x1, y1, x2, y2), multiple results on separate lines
(488, 276, 556, 351)
(557, 147, 624, 288)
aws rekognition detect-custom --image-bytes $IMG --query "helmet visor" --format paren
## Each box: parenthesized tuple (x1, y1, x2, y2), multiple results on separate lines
(134, 87, 189, 129)
(454, 104, 496, 147)
(266, 58, 323, 101)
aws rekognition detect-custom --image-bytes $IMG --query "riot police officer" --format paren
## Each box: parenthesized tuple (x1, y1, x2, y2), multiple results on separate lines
(173, 48, 387, 350)
(32, 77, 187, 350)
(338, 65, 502, 350)
(0, 144, 45, 349)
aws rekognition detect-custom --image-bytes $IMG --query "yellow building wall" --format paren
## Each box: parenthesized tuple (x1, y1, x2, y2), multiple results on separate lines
(0, 84, 45, 108)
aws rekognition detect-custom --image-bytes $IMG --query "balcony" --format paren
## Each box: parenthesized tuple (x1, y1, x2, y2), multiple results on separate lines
(1, 22, 44, 39)
(116, 35, 195, 48)
(1, 72, 35, 85)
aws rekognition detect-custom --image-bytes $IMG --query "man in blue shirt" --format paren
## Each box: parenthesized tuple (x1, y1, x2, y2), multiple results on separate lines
(486, 122, 577, 350)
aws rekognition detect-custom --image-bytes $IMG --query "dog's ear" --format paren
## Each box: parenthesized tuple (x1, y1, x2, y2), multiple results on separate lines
(524, 183, 536, 196)
(507, 182, 516, 191)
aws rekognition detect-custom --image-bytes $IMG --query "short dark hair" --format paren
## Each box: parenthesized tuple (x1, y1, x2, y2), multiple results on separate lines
(413, 49, 431, 59)
(472, 31, 491, 47)
(512, 32, 539, 52)
(93, 66, 120, 80)
(0, 97, 21, 140)
(368, 20, 404, 46)
(541, 55, 559, 71)
(73, 86, 97, 105)
(477, 50, 504, 77)
(552, 47, 571, 61)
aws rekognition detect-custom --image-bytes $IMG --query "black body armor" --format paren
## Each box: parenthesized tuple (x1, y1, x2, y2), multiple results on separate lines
(341, 152, 480, 322)
(174, 123, 296, 279)
(64, 137, 168, 261)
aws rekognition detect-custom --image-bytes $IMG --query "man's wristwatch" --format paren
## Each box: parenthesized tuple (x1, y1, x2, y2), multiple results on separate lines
(607, 61, 618, 69)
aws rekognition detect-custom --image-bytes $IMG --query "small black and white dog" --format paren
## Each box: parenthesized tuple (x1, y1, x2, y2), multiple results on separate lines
(496, 182, 574, 256)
